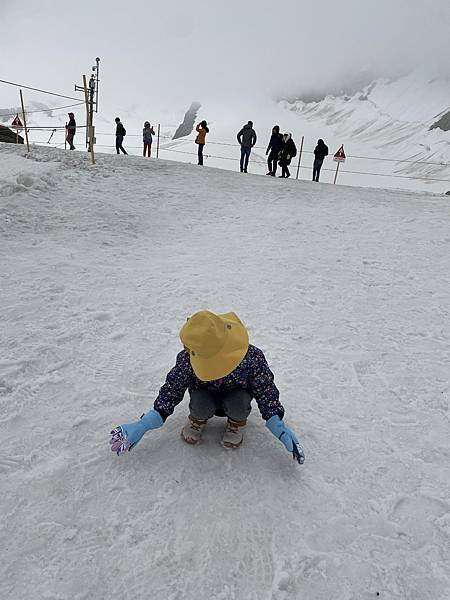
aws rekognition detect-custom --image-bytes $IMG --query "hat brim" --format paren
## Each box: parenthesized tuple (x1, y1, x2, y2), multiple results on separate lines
(189, 312, 249, 382)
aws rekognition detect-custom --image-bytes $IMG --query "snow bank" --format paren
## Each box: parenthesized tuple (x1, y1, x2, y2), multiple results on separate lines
(0, 150, 57, 198)
(1, 144, 449, 599)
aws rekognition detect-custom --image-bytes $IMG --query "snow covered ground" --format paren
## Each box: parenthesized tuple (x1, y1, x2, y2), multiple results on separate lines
(1, 143, 449, 599)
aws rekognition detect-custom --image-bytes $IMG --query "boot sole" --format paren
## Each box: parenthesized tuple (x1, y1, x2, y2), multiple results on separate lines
(222, 439, 243, 449)
(181, 431, 201, 445)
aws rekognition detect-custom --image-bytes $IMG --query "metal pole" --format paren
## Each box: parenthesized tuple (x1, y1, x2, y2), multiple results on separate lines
(64, 121, 67, 149)
(95, 57, 100, 112)
(156, 124, 160, 158)
(19, 90, 30, 152)
(82, 75, 95, 165)
(333, 161, 340, 184)
(295, 135, 304, 180)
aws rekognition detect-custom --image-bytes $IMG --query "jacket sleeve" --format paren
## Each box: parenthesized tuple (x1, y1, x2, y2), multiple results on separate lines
(237, 129, 243, 144)
(153, 350, 193, 420)
(252, 131, 257, 146)
(266, 135, 272, 153)
(248, 349, 285, 421)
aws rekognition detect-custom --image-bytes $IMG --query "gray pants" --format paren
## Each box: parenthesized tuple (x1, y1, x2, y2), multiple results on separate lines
(189, 388, 252, 422)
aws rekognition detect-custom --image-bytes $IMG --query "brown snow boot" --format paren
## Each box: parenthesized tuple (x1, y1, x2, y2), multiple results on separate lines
(181, 415, 207, 445)
(222, 418, 247, 449)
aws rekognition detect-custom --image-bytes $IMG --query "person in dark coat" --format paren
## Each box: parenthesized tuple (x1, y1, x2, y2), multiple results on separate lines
(66, 112, 76, 150)
(115, 117, 128, 155)
(195, 120, 209, 166)
(265, 125, 283, 176)
(313, 139, 328, 181)
(237, 121, 257, 173)
(278, 133, 297, 178)
(109, 309, 305, 464)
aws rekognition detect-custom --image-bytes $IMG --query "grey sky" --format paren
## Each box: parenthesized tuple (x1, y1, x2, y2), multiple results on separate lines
(1, 0, 449, 111)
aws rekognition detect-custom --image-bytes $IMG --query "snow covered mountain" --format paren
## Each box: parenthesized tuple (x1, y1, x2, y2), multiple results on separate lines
(282, 71, 450, 186)
(1, 142, 449, 599)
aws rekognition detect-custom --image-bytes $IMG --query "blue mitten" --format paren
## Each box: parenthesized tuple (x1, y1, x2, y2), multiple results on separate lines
(110, 409, 163, 455)
(266, 415, 305, 464)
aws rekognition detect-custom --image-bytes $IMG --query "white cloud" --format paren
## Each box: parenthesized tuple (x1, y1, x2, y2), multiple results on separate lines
(1, 0, 449, 111)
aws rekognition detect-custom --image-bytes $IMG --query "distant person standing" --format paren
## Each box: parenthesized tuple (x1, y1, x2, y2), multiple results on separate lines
(265, 125, 283, 176)
(278, 133, 297, 178)
(115, 117, 128, 155)
(313, 139, 328, 182)
(66, 112, 76, 150)
(143, 121, 155, 157)
(195, 120, 209, 166)
(237, 121, 257, 173)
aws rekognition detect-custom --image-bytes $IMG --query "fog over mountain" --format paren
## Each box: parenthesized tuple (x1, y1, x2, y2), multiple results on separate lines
(1, 0, 449, 111)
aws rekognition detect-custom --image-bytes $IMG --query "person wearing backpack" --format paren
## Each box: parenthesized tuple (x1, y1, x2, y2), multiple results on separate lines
(143, 121, 155, 157)
(115, 117, 128, 155)
(195, 120, 209, 165)
(278, 133, 297, 178)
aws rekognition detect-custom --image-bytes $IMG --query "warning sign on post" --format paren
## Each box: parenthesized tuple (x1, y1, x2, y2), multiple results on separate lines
(333, 145, 346, 162)
(11, 115, 23, 131)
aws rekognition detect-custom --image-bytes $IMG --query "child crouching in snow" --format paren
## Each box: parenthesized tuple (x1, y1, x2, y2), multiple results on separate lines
(110, 310, 305, 463)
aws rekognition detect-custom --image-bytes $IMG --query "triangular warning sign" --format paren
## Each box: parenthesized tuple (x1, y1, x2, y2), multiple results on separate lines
(11, 115, 23, 129)
(333, 144, 346, 162)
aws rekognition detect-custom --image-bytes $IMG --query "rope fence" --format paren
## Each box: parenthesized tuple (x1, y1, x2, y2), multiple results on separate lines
(22, 127, 450, 186)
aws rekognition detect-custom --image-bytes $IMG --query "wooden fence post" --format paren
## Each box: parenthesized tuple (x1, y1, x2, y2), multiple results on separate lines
(19, 90, 30, 152)
(295, 135, 304, 180)
(82, 75, 95, 165)
(156, 124, 160, 158)
(333, 161, 340, 184)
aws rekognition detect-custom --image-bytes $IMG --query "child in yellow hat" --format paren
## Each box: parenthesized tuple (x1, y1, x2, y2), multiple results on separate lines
(110, 310, 305, 463)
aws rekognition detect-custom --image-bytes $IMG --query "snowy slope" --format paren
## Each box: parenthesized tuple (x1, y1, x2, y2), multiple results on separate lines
(5, 70, 449, 194)
(1, 144, 450, 600)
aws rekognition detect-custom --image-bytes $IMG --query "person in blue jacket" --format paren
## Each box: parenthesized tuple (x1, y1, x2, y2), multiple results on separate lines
(110, 310, 305, 463)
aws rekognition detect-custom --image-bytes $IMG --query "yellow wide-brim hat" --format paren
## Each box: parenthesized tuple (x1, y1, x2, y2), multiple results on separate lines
(180, 310, 249, 382)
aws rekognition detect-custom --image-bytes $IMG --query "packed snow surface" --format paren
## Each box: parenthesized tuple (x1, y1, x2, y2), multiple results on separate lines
(1, 144, 449, 599)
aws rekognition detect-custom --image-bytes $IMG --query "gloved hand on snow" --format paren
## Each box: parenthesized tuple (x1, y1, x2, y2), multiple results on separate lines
(110, 409, 163, 455)
(266, 415, 305, 464)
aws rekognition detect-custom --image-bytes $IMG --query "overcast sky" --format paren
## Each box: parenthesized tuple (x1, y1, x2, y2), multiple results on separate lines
(1, 0, 449, 113)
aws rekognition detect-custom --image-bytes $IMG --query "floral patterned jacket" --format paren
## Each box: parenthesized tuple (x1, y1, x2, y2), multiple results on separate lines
(154, 344, 284, 421)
